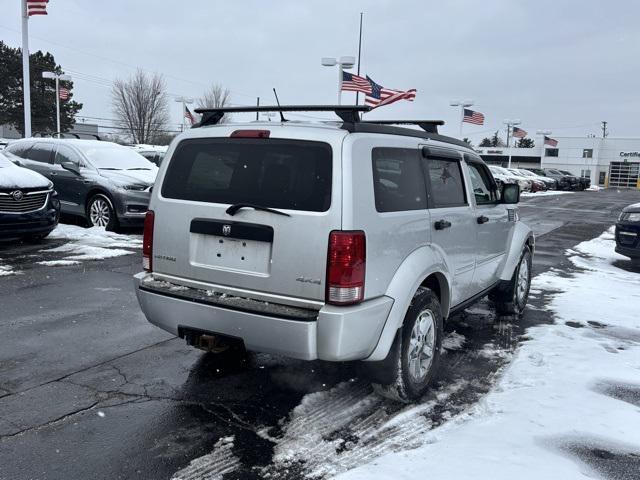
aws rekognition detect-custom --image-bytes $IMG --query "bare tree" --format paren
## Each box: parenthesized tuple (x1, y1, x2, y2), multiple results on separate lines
(111, 70, 169, 144)
(197, 83, 232, 123)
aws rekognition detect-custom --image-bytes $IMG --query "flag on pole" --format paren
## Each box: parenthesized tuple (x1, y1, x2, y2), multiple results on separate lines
(544, 136, 558, 147)
(185, 106, 196, 125)
(341, 71, 371, 94)
(27, 0, 49, 16)
(364, 76, 416, 108)
(512, 126, 528, 138)
(462, 108, 485, 125)
(59, 87, 69, 100)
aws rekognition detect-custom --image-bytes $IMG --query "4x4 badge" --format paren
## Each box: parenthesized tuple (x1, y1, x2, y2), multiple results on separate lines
(222, 225, 232, 236)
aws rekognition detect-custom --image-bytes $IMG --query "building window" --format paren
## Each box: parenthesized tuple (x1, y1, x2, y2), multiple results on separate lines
(580, 169, 591, 179)
(545, 148, 559, 157)
(582, 149, 593, 158)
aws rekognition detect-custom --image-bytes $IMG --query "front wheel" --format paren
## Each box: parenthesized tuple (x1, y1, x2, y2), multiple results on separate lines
(371, 288, 443, 402)
(87, 194, 118, 231)
(491, 245, 532, 315)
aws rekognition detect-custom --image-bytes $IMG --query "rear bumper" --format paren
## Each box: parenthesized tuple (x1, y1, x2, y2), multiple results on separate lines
(615, 224, 640, 258)
(133, 272, 393, 361)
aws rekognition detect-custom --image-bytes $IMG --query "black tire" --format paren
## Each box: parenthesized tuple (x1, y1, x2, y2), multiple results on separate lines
(369, 288, 443, 402)
(491, 245, 532, 315)
(86, 194, 119, 231)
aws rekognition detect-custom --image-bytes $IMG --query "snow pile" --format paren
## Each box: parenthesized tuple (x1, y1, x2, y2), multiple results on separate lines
(0, 260, 19, 276)
(338, 228, 640, 480)
(520, 190, 572, 197)
(41, 224, 141, 264)
(172, 436, 239, 480)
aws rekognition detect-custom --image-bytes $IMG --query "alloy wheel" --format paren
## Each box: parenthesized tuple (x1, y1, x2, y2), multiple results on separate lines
(516, 255, 530, 304)
(89, 197, 111, 227)
(407, 310, 436, 382)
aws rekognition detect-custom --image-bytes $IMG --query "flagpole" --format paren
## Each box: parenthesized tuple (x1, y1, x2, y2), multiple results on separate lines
(355, 12, 363, 106)
(21, 0, 32, 138)
(55, 76, 60, 138)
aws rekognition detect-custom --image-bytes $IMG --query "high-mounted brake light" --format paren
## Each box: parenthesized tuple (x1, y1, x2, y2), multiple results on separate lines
(230, 129, 270, 138)
(326, 231, 366, 305)
(142, 210, 154, 272)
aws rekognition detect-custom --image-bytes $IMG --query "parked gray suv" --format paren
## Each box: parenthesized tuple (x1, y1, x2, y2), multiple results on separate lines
(5, 138, 158, 230)
(134, 106, 533, 401)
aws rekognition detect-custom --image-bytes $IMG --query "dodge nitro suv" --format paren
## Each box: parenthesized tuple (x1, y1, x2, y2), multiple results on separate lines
(134, 106, 533, 401)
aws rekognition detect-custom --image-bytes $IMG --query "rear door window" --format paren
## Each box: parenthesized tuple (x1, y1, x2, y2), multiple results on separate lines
(422, 156, 467, 208)
(162, 138, 332, 212)
(372, 147, 427, 212)
(27, 144, 54, 164)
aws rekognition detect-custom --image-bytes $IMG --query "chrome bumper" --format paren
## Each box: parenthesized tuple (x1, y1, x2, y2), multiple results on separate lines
(133, 272, 393, 361)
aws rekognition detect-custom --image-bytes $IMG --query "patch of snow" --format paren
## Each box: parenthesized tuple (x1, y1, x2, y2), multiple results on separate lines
(521, 190, 572, 197)
(586, 185, 602, 191)
(40, 224, 141, 264)
(0, 262, 19, 276)
(36, 260, 81, 267)
(0, 153, 50, 188)
(172, 436, 238, 480)
(337, 227, 640, 480)
(442, 331, 466, 351)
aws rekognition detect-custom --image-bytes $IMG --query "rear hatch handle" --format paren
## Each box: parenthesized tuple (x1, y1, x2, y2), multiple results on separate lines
(226, 203, 291, 217)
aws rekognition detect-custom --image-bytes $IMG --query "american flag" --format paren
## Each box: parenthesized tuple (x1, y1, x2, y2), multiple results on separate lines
(27, 0, 49, 16)
(512, 126, 527, 138)
(364, 76, 416, 108)
(58, 87, 69, 100)
(342, 71, 371, 94)
(185, 106, 196, 125)
(544, 136, 558, 147)
(463, 108, 484, 125)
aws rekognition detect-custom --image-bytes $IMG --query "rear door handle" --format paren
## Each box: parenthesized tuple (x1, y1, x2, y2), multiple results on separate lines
(49, 172, 57, 176)
(434, 219, 452, 230)
(477, 215, 489, 224)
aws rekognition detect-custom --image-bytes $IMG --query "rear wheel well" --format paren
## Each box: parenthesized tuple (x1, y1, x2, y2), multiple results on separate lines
(86, 188, 114, 211)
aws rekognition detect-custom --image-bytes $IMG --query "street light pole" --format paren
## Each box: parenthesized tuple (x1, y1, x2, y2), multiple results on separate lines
(42, 72, 72, 138)
(503, 119, 521, 168)
(322, 56, 355, 105)
(449, 100, 474, 138)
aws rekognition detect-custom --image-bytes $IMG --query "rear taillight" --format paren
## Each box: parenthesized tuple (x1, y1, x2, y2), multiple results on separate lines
(230, 129, 270, 138)
(143, 210, 154, 272)
(326, 231, 366, 305)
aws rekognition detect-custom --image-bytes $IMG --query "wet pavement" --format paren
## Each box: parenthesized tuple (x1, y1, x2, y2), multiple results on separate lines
(1, 189, 639, 480)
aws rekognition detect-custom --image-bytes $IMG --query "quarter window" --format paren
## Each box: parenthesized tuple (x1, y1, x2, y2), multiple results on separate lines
(467, 162, 497, 205)
(54, 145, 84, 166)
(423, 157, 466, 208)
(26, 144, 54, 163)
(372, 148, 427, 212)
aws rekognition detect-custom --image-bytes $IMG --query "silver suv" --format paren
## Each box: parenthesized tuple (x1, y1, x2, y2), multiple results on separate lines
(134, 106, 533, 401)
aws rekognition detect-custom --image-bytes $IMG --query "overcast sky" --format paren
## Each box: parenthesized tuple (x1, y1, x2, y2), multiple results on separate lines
(2, 0, 639, 142)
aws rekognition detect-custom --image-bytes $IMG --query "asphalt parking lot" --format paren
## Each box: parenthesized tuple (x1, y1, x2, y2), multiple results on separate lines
(1, 189, 639, 480)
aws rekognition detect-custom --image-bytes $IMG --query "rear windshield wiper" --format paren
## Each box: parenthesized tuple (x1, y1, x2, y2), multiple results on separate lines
(226, 203, 290, 217)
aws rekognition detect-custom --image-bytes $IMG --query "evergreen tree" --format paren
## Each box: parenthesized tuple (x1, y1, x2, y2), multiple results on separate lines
(516, 137, 535, 148)
(0, 41, 82, 135)
(462, 137, 473, 147)
(479, 137, 492, 147)
(490, 130, 505, 147)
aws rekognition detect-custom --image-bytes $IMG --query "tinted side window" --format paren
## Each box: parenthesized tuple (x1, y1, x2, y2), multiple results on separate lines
(5, 143, 31, 158)
(27, 144, 54, 164)
(54, 145, 84, 166)
(372, 148, 427, 212)
(467, 162, 497, 205)
(423, 157, 466, 207)
(162, 139, 332, 212)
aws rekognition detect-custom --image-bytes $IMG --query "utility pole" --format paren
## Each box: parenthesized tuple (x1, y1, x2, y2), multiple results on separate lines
(601, 121, 608, 138)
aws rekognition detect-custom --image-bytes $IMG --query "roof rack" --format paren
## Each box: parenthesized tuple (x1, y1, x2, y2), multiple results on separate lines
(194, 105, 371, 127)
(362, 120, 445, 134)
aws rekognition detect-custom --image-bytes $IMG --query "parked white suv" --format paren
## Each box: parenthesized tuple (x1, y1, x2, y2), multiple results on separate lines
(134, 106, 533, 401)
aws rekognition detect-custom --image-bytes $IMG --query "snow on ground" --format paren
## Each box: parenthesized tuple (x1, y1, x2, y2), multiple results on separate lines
(521, 190, 573, 197)
(0, 260, 19, 276)
(172, 436, 239, 480)
(41, 224, 141, 264)
(337, 227, 640, 480)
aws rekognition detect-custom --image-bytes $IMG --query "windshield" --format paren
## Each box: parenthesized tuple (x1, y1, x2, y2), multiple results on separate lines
(83, 145, 154, 170)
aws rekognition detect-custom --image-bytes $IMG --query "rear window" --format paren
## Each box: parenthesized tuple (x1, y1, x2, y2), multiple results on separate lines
(162, 138, 332, 212)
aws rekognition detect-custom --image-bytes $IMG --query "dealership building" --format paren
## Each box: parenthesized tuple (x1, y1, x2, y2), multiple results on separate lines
(476, 136, 640, 189)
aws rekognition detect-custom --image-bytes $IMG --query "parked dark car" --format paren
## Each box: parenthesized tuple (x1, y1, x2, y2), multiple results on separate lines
(5, 139, 158, 230)
(559, 170, 590, 190)
(543, 168, 580, 190)
(616, 203, 640, 264)
(0, 151, 60, 242)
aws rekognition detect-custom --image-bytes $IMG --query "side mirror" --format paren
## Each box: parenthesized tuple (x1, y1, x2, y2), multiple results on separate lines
(501, 183, 520, 204)
(61, 161, 81, 176)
